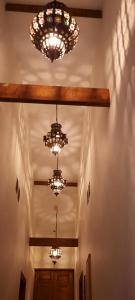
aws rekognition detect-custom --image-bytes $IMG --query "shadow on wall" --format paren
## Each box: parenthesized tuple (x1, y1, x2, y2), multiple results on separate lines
(78, 1, 135, 300)
(17, 55, 94, 88)
(105, 0, 135, 134)
(25, 104, 84, 181)
(7, 12, 103, 88)
(104, 0, 135, 298)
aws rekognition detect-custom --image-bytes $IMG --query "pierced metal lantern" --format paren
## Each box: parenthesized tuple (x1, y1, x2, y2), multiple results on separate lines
(30, 0, 79, 62)
(48, 169, 66, 196)
(43, 122, 68, 155)
(49, 247, 62, 264)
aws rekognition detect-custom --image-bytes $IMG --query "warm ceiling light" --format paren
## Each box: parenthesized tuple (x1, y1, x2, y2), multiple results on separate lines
(48, 157, 66, 196)
(30, 0, 79, 62)
(49, 247, 62, 264)
(49, 206, 62, 264)
(43, 105, 68, 155)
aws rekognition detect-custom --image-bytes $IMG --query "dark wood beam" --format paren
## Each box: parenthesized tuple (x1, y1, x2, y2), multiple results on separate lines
(5, 3, 102, 19)
(29, 237, 78, 247)
(34, 180, 78, 187)
(0, 83, 110, 107)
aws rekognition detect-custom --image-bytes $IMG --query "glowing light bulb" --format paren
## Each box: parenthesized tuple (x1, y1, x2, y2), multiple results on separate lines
(54, 180, 62, 188)
(51, 144, 61, 155)
(44, 34, 65, 53)
(53, 249, 58, 257)
(50, 36, 59, 47)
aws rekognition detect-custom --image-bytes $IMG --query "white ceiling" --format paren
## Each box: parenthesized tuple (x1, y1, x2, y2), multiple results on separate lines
(26, 104, 84, 182)
(31, 185, 78, 237)
(25, 103, 84, 240)
(5, 0, 103, 245)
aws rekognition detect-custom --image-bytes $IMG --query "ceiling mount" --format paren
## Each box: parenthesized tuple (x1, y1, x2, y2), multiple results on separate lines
(5, 3, 103, 19)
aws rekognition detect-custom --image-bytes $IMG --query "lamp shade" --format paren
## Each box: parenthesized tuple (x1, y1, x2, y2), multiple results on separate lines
(30, 0, 79, 62)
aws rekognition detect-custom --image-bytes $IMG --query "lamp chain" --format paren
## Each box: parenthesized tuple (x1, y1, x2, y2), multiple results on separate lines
(56, 104, 58, 123)
(57, 156, 59, 170)
(56, 210, 58, 239)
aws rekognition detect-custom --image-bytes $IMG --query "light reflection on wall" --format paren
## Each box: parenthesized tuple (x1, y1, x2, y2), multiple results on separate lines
(31, 186, 78, 238)
(76, 1, 135, 299)
(25, 104, 85, 182)
(104, 0, 135, 132)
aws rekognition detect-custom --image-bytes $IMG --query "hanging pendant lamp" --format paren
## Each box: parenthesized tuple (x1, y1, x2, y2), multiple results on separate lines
(49, 207, 62, 264)
(43, 105, 68, 155)
(48, 156, 66, 196)
(30, 0, 79, 62)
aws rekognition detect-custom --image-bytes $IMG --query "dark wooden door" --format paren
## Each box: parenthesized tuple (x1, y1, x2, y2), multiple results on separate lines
(33, 269, 74, 300)
(19, 273, 26, 300)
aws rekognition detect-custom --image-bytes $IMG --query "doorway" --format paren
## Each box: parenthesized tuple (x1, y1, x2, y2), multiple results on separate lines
(33, 269, 74, 300)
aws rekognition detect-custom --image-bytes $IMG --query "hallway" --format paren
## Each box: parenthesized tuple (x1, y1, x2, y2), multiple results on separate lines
(0, 0, 135, 299)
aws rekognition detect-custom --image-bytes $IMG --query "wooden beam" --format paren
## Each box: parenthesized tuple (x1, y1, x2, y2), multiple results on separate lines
(0, 83, 110, 107)
(5, 3, 103, 19)
(34, 180, 78, 187)
(29, 237, 78, 247)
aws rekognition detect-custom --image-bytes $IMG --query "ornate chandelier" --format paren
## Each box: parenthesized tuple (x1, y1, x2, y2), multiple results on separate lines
(30, 0, 79, 62)
(48, 157, 66, 196)
(49, 207, 62, 264)
(43, 105, 68, 155)
(49, 247, 62, 264)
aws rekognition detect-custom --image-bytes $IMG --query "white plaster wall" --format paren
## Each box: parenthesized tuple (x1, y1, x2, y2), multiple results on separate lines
(0, 3, 34, 299)
(0, 101, 34, 300)
(77, 0, 135, 300)
(6, 12, 103, 88)
(0, 1, 18, 82)
(0, 1, 10, 81)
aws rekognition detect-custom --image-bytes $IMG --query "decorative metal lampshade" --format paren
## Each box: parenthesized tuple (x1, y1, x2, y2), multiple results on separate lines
(48, 157, 66, 196)
(49, 247, 62, 264)
(43, 105, 68, 155)
(49, 206, 62, 264)
(30, 0, 79, 62)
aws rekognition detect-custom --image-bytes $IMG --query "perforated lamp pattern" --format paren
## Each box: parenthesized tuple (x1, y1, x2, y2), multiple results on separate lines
(43, 122, 68, 155)
(49, 247, 62, 264)
(30, 0, 79, 62)
(48, 169, 66, 196)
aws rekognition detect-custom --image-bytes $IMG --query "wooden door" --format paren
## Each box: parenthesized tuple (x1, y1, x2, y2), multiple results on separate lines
(33, 269, 74, 300)
(19, 273, 26, 300)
